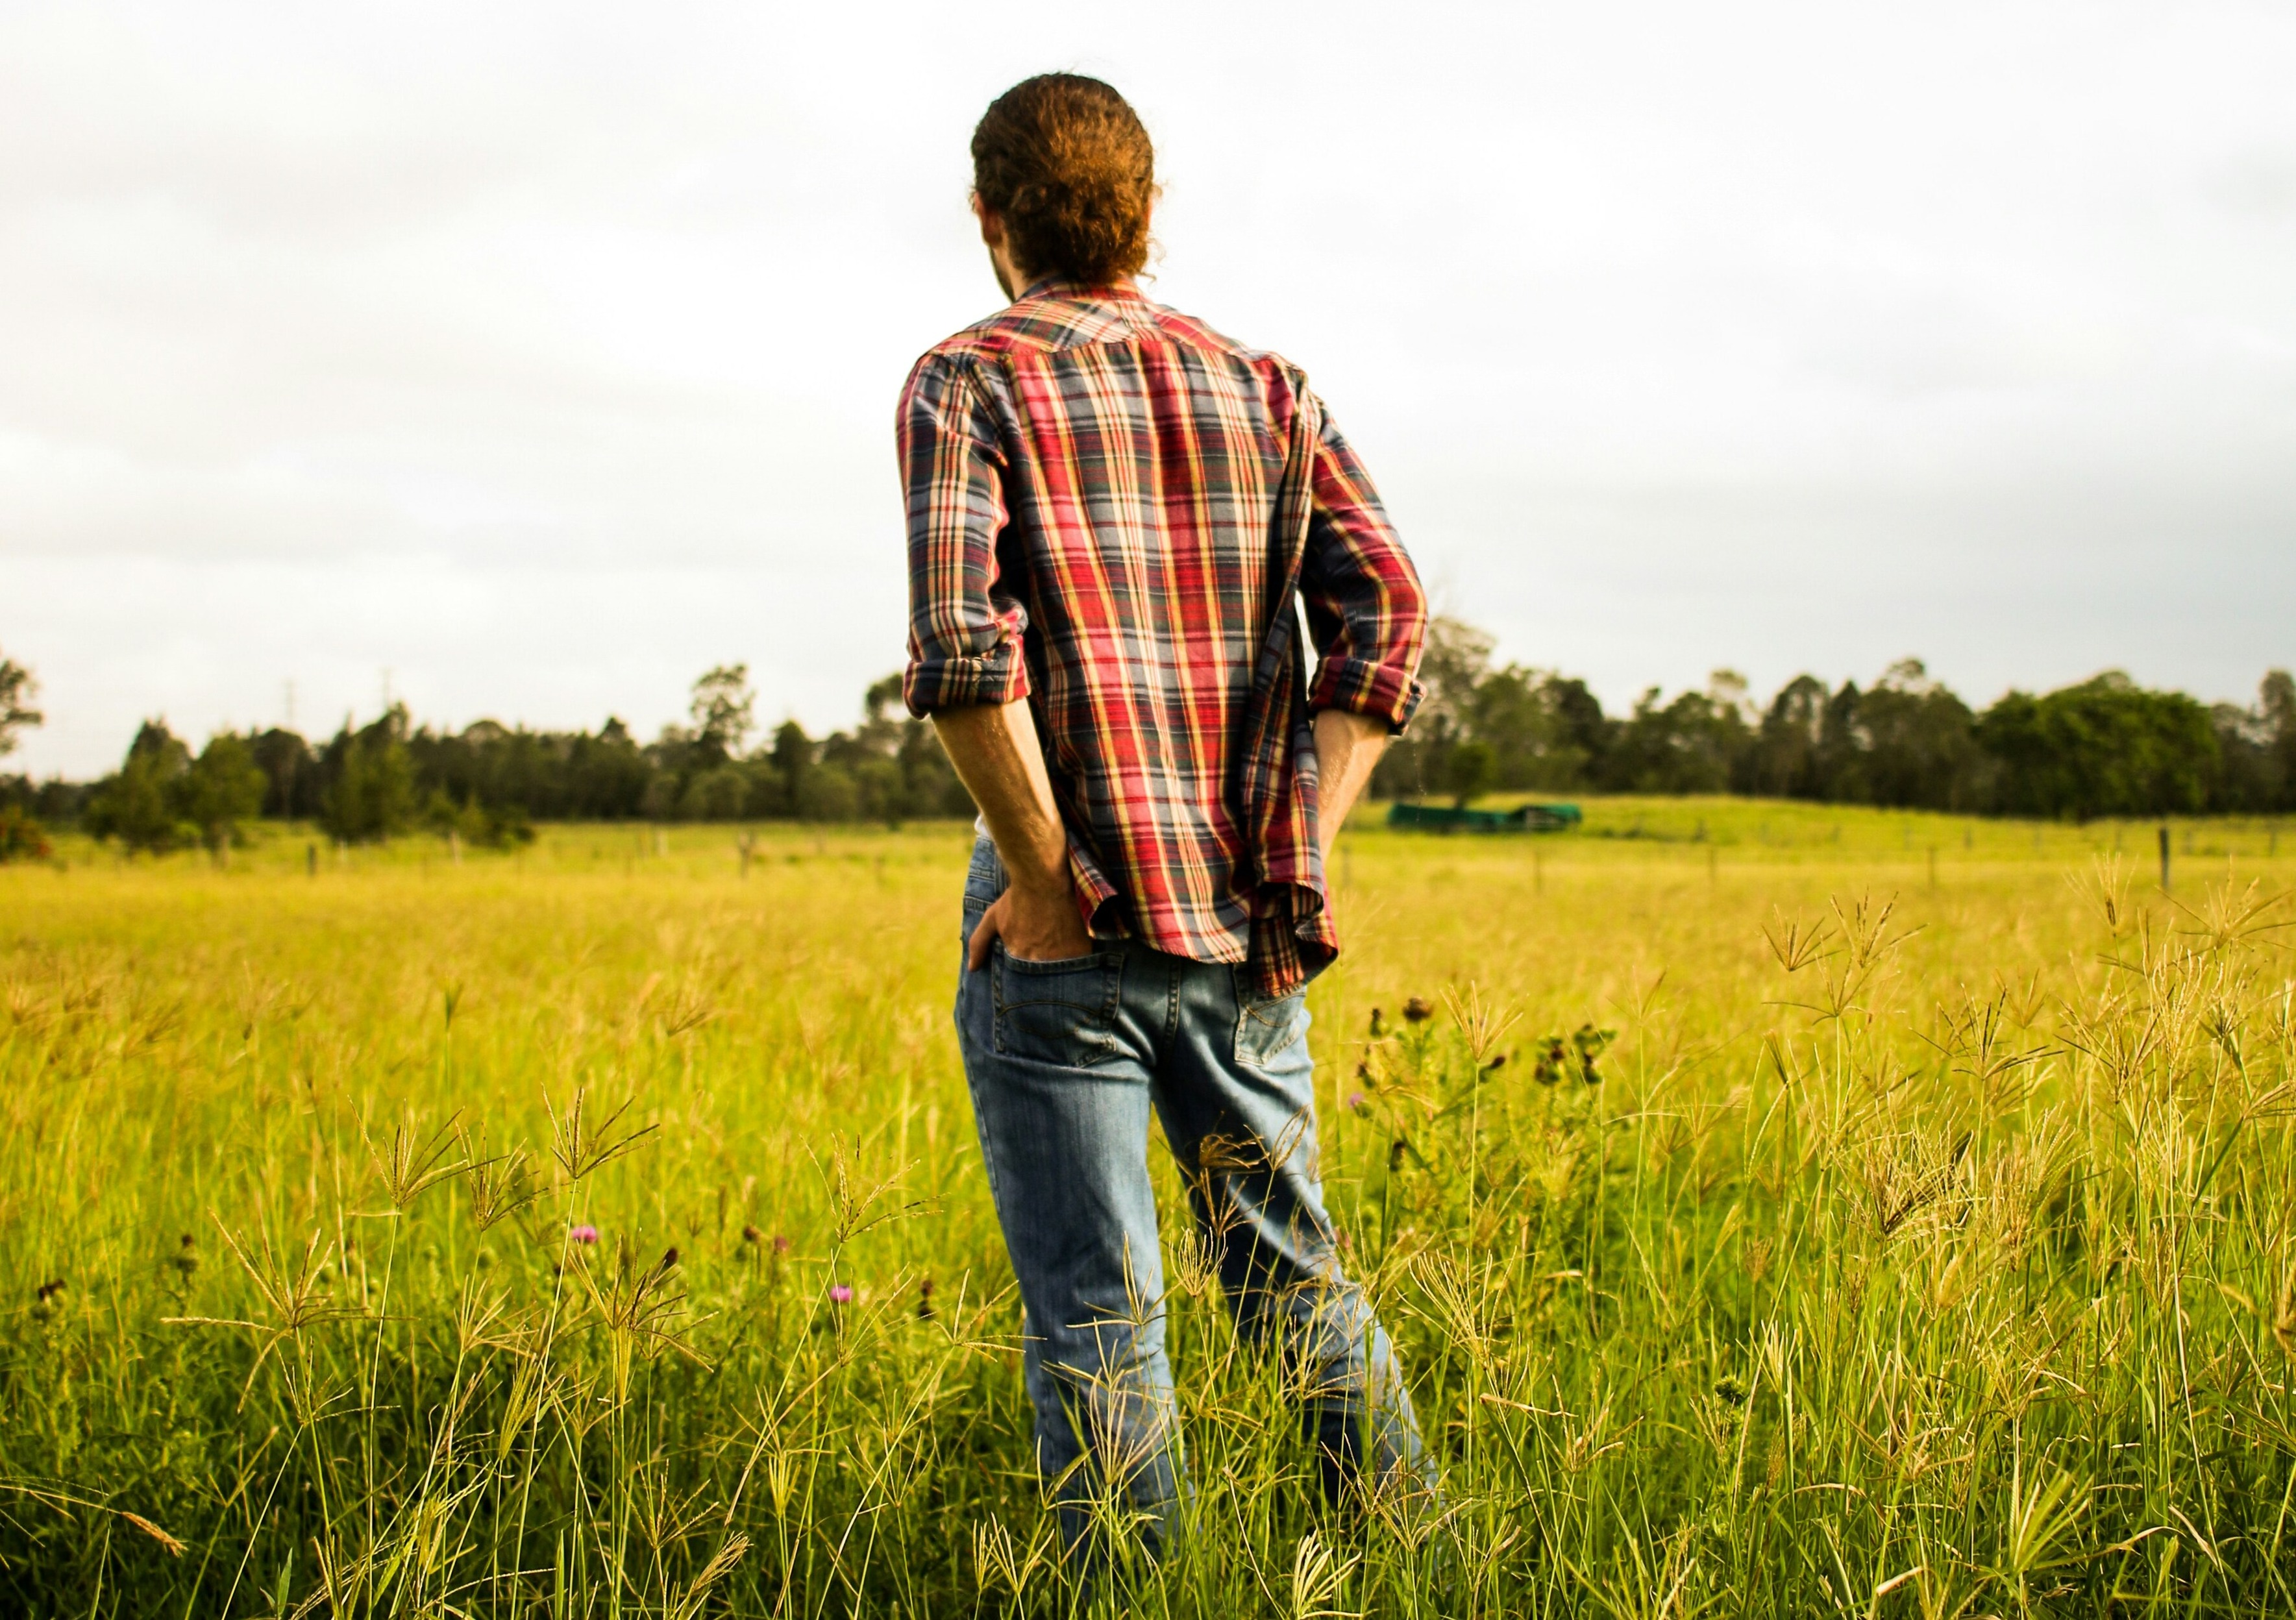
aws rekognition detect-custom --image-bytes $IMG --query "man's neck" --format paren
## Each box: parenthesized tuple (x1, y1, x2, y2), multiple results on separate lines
(1008, 273, 1140, 305)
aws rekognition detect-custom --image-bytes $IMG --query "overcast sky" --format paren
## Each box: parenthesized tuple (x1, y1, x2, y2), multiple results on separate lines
(3, 1, 2292, 776)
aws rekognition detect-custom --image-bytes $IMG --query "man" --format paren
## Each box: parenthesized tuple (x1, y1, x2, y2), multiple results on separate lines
(898, 73, 1431, 1560)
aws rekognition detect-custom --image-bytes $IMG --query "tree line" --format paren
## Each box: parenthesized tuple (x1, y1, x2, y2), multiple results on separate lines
(1370, 620, 2296, 819)
(2, 626, 2292, 859)
(0, 663, 970, 855)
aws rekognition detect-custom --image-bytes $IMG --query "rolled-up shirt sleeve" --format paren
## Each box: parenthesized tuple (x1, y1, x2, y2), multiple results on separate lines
(1298, 399, 1427, 731)
(899, 352, 1031, 716)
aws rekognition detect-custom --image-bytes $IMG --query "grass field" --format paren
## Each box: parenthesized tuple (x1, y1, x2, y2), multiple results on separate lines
(2, 797, 2292, 1616)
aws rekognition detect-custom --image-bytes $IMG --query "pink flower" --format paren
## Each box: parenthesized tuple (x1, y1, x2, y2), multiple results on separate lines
(772, 1234, 791, 1255)
(828, 1284, 854, 1304)
(569, 1224, 600, 1246)
(1346, 1092, 1368, 1114)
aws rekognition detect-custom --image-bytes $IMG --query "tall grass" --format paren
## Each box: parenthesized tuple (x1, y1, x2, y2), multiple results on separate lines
(1, 812, 2290, 1615)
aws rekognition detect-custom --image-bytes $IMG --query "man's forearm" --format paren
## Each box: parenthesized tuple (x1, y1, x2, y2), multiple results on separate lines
(930, 699, 1071, 896)
(1313, 708, 1389, 862)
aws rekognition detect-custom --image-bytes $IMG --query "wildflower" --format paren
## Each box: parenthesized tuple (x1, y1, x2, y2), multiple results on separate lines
(1346, 1091, 1368, 1114)
(569, 1224, 600, 1246)
(829, 1284, 854, 1304)
(1572, 1022, 1616, 1084)
(772, 1234, 791, 1255)
(1401, 996, 1433, 1024)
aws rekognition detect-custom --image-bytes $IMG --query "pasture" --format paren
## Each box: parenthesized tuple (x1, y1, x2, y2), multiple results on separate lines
(1, 799, 2292, 1616)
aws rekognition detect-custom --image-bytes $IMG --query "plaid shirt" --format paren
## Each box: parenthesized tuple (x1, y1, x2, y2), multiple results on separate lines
(899, 278, 1426, 994)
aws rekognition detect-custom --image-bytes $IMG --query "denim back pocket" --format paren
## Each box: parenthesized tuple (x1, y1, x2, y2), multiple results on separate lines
(1233, 985, 1309, 1074)
(992, 947, 1125, 1068)
(961, 837, 1003, 947)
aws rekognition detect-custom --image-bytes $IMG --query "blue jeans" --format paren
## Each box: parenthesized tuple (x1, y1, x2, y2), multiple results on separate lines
(954, 837, 1427, 1558)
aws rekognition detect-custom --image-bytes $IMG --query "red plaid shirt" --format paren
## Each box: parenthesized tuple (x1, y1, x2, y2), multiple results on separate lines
(899, 278, 1426, 993)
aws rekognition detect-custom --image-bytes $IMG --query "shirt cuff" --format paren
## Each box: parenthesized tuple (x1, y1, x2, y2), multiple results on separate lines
(1069, 842, 1124, 938)
(1307, 657, 1423, 733)
(902, 646, 1031, 717)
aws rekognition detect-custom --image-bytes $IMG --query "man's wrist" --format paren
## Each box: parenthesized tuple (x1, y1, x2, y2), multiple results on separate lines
(1006, 867, 1074, 905)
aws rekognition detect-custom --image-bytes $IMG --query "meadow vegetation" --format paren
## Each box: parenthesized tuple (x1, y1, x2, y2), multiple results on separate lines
(2, 798, 2292, 1615)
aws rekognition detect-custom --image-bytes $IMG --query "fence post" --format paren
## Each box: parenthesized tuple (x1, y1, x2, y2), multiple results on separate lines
(2158, 824, 2171, 894)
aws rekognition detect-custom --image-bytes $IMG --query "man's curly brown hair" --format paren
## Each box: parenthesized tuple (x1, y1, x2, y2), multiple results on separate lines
(972, 75, 1155, 288)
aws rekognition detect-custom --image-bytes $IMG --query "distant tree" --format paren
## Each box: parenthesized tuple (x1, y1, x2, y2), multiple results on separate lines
(1542, 676, 1612, 785)
(1414, 619, 1495, 736)
(834, 672, 972, 826)
(571, 719, 654, 818)
(0, 804, 48, 863)
(1370, 617, 1492, 800)
(896, 709, 976, 820)
(1462, 668, 1592, 791)
(1372, 633, 1614, 803)
(1746, 675, 1830, 798)
(247, 728, 319, 818)
(83, 721, 195, 853)
(2267, 671, 2296, 811)
(1600, 674, 1753, 794)
(680, 767, 750, 821)
(2207, 669, 2296, 813)
(421, 785, 536, 848)
(796, 761, 859, 822)
(1977, 672, 2217, 820)
(1445, 740, 1496, 807)
(177, 734, 267, 857)
(1851, 660, 1988, 810)
(769, 718, 813, 812)
(0, 651, 41, 759)
(322, 708, 418, 842)
(689, 665, 757, 765)
(2241, 670, 2296, 814)
(0, 650, 51, 859)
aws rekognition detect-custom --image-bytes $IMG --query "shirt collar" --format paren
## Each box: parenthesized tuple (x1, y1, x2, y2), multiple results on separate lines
(1018, 275, 1146, 304)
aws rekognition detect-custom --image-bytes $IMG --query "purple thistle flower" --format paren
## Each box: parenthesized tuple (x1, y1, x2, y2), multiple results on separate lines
(828, 1284, 854, 1304)
(569, 1224, 600, 1246)
(1346, 1091, 1368, 1114)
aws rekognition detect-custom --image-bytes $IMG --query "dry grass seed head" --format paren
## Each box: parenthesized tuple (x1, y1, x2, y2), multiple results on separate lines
(547, 1086, 658, 1184)
(364, 1109, 465, 1211)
